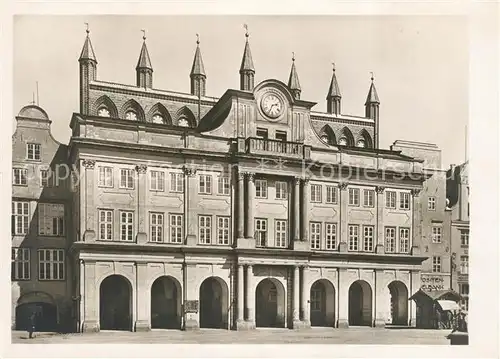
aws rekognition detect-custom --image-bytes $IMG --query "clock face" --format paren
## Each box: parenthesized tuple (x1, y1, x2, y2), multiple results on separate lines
(261, 93, 284, 119)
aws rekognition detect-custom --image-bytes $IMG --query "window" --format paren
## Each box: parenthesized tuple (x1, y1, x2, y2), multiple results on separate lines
(399, 192, 410, 210)
(325, 223, 337, 250)
(428, 197, 436, 210)
(125, 110, 137, 121)
(399, 228, 410, 253)
(152, 114, 164, 124)
(199, 175, 212, 194)
(170, 172, 184, 193)
(98, 167, 113, 187)
(385, 191, 396, 208)
(150, 213, 164, 242)
(12, 201, 30, 235)
(275, 220, 287, 248)
(326, 186, 338, 204)
(38, 203, 65, 236)
(310, 222, 321, 250)
(348, 188, 360, 206)
(311, 184, 322, 203)
(348, 225, 359, 251)
(199, 215, 212, 244)
(170, 214, 183, 244)
(460, 284, 469, 311)
(363, 189, 374, 207)
(363, 226, 374, 252)
(150, 171, 165, 191)
(338, 137, 347, 146)
(120, 211, 134, 241)
(275, 131, 287, 142)
(99, 210, 113, 241)
(255, 219, 267, 247)
(460, 256, 469, 274)
(218, 177, 230, 195)
(275, 181, 288, 200)
(13, 168, 27, 186)
(460, 230, 469, 247)
(432, 256, 442, 273)
(38, 249, 65, 280)
(356, 139, 366, 148)
(11, 248, 30, 280)
(98, 107, 110, 117)
(310, 286, 322, 311)
(120, 169, 134, 189)
(40, 169, 55, 188)
(27, 143, 41, 161)
(432, 225, 442, 243)
(256, 128, 268, 139)
(255, 180, 268, 198)
(385, 227, 396, 253)
(178, 118, 189, 127)
(217, 216, 230, 245)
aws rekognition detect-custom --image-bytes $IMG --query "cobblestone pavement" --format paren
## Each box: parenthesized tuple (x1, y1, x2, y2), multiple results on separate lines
(11, 327, 451, 345)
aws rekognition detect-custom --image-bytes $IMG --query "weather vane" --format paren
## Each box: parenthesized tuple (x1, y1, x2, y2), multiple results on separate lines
(243, 24, 249, 37)
(196, 33, 200, 44)
(84, 22, 89, 34)
(332, 62, 336, 71)
(292, 52, 295, 61)
(370, 71, 374, 81)
(141, 29, 146, 40)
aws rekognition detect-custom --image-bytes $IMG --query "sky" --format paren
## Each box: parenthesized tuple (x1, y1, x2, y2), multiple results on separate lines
(13, 15, 468, 168)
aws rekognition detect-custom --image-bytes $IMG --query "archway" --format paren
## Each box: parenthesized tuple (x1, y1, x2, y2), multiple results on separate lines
(388, 281, 409, 325)
(348, 280, 373, 326)
(199, 277, 228, 329)
(255, 278, 286, 328)
(99, 275, 132, 331)
(16, 292, 58, 332)
(310, 279, 336, 327)
(150, 276, 181, 329)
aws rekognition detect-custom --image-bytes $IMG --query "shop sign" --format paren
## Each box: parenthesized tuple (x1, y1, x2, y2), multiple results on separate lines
(421, 274, 448, 291)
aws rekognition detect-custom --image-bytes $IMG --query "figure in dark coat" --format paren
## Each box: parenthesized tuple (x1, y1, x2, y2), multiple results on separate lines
(28, 312, 36, 339)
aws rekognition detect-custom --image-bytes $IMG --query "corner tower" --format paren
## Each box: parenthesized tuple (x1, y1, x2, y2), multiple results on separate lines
(79, 26, 97, 115)
(239, 25, 255, 92)
(136, 31, 153, 89)
(326, 63, 341, 115)
(190, 34, 206, 97)
(365, 73, 380, 148)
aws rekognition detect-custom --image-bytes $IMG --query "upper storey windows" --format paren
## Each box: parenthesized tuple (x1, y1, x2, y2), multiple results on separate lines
(317, 124, 373, 149)
(356, 139, 366, 148)
(152, 114, 164, 124)
(98, 107, 110, 117)
(125, 110, 138, 121)
(178, 118, 190, 127)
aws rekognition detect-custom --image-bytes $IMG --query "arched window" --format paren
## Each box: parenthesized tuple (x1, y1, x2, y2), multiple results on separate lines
(152, 114, 164, 124)
(125, 111, 137, 121)
(178, 118, 190, 127)
(338, 137, 348, 146)
(320, 135, 330, 143)
(98, 107, 110, 118)
(356, 139, 366, 148)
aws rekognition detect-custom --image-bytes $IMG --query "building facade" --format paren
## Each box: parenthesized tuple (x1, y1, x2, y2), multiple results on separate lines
(13, 29, 448, 332)
(447, 162, 470, 312)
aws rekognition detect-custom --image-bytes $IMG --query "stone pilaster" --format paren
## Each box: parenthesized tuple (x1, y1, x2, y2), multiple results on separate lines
(376, 186, 386, 254)
(183, 263, 200, 331)
(245, 265, 256, 329)
(338, 182, 349, 252)
(136, 164, 148, 244)
(374, 269, 389, 328)
(411, 188, 422, 255)
(82, 159, 96, 242)
(245, 173, 255, 239)
(292, 265, 304, 329)
(78, 259, 85, 332)
(337, 268, 349, 328)
(293, 177, 301, 241)
(183, 166, 197, 246)
(134, 262, 150, 331)
(82, 260, 99, 332)
(237, 172, 245, 240)
(236, 264, 246, 329)
(300, 266, 311, 327)
(409, 270, 421, 327)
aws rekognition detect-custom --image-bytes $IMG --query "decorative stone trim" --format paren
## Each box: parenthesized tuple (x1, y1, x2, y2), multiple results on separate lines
(135, 164, 148, 174)
(82, 159, 96, 169)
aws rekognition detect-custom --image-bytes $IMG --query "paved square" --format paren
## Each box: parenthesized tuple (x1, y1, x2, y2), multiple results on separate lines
(12, 328, 451, 345)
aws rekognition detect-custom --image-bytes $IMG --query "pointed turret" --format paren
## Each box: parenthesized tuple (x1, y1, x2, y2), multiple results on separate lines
(239, 25, 255, 91)
(326, 63, 341, 114)
(190, 34, 206, 97)
(136, 31, 153, 89)
(365, 73, 380, 148)
(79, 25, 97, 115)
(287, 53, 301, 100)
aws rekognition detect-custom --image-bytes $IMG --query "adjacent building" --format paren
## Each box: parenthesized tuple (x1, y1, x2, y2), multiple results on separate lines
(13, 28, 455, 332)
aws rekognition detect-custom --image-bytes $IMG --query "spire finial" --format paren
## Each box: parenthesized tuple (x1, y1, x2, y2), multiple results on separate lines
(141, 29, 146, 41)
(31, 92, 35, 105)
(292, 52, 295, 62)
(196, 33, 200, 45)
(84, 22, 89, 35)
(243, 24, 249, 39)
(332, 62, 336, 72)
(370, 71, 374, 82)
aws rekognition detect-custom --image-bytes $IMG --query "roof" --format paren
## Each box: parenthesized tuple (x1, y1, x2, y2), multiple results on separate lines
(239, 39, 255, 72)
(365, 82, 380, 104)
(409, 289, 462, 302)
(17, 104, 50, 121)
(136, 41, 152, 70)
(190, 43, 206, 76)
(327, 70, 341, 98)
(79, 34, 97, 62)
(287, 60, 301, 91)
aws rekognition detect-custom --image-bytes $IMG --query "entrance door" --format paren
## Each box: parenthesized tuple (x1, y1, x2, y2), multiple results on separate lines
(199, 278, 224, 329)
(348, 280, 372, 326)
(310, 282, 326, 326)
(99, 275, 132, 331)
(151, 276, 180, 329)
(16, 302, 58, 332)
(256, 279, 284, 328)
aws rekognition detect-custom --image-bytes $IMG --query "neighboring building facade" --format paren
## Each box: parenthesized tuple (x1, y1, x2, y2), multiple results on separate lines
(11, 105, 73, 332)
(447, 162, 470, 312)
(13, 29, 439, 332)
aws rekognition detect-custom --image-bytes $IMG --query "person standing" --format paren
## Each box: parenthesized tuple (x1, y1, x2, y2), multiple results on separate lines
(28, 312, 36, 339)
